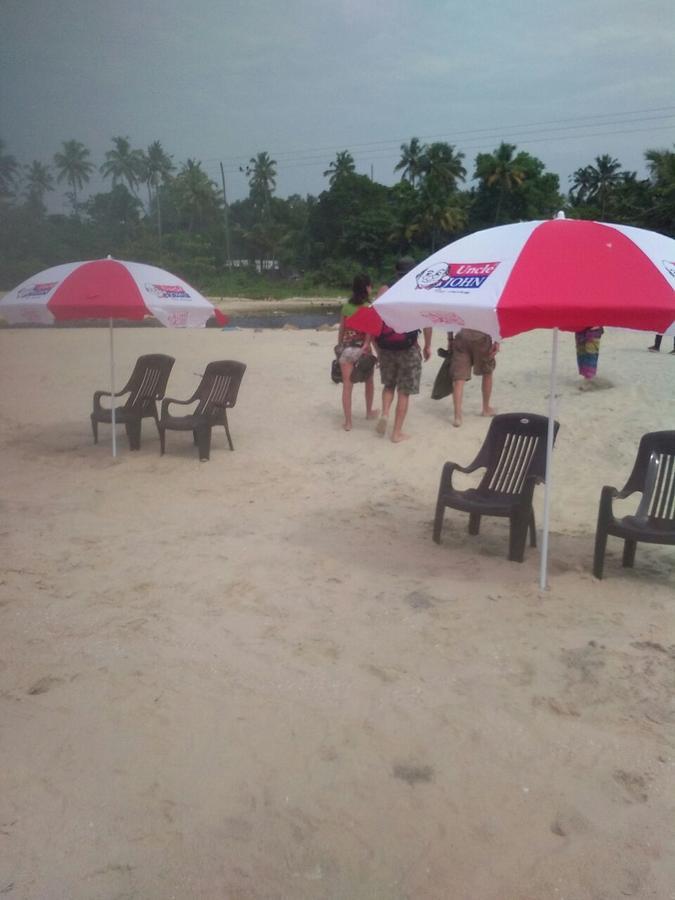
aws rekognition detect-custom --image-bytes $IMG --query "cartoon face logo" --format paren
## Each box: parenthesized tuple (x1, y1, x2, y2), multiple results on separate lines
(416, 264, 449, 289)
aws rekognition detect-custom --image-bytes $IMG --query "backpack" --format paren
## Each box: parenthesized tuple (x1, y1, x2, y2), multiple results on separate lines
(376, 322, 419, 351)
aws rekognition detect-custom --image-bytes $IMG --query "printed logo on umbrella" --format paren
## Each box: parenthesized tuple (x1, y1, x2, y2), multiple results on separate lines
(416, 262, 499, 291)
(144, 283, 191, 300)
(663, 260, 675, 280)
(17, 282, 58, 298)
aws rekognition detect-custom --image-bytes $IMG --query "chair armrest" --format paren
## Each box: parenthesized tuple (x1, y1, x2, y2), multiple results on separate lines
(160, 396, 197, 417)
(439, 461, 483, 494)
(93, 388, 128, 411)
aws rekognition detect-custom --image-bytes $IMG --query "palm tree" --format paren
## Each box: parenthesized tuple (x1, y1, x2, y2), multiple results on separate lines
(395, 137, 425, 187)
(173, 159, 221, 233)
(474, 143, 527, 223)
(100, 136, 144, 192)
(419, 142, 466, 193)
(244, 151, 277, 217)
(645, 146, 675, 187)
(53, 139, 94, 209)
(570, 154, 622, 217)
(140, 140, 174, 249)
(323, 150, 355, 186)
(24, 160, 54, 212)
(0, 139, 19, 199)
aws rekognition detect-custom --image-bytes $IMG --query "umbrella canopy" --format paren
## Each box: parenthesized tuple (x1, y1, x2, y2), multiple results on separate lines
(0, 258, 228, 327)
(371, 218, 675, 339)
(354, 217, 675, 590)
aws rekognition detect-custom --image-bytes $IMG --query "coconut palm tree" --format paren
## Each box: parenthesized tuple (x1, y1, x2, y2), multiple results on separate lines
(570, 154, 622, 217)
(24, 160, 54, 212)
(173, 159, 221, 233)
(244, 151, 277, 217)
(53, 139, 94, 209)
(0, 139, 19, 199)
(323, 150, 356, 186)
(474, 143, 527, 223)
(100, 136, 144, 192)
(419, 142, 466, 193)
(395, 137, 425, 187)
(140, 140, 174, 249)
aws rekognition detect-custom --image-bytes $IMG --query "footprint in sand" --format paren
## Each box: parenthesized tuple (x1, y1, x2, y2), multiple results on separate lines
(392, 762, 434, 786)
(612, 769, 649, 804)
(27, 675, 63, 696)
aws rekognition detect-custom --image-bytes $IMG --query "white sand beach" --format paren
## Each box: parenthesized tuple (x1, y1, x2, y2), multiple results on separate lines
(0, 318, 674, 899)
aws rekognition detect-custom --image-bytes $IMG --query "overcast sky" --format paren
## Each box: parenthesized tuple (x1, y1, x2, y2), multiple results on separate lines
(2, 0, 674, 207)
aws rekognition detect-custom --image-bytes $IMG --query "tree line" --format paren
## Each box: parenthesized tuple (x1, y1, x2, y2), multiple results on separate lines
(1, 135, 673, 294)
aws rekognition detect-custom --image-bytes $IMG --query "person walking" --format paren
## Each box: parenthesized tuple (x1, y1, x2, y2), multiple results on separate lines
(336, 273, 378, 431)
(449, 329, 499, 427)
(575, 326, 604, 386)
(648, 334, 675, 353)
(374, 258, 432, 443)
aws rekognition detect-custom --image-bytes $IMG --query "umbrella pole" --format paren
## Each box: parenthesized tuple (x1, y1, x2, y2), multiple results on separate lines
(109, 317, 117, 458)
(539, 327, 559, 591)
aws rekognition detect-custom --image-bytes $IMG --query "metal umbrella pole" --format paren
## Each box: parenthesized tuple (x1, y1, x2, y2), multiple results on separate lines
(539, 327, 559, 590)
(109, 317, 117, 458)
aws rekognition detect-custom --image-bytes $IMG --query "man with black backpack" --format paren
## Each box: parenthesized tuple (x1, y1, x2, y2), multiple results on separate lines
(374, 258, 432, 442)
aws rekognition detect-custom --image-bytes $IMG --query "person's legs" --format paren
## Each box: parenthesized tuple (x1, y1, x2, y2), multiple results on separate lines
(452, 379, 465, 427)
(340, 362, 355, 430)
(481, 372, 495, 416)
(365, 376, 379, 418)
(377, 387, 394, 434)
(648, 334, 662, 352)
(391, 390, 410, 442)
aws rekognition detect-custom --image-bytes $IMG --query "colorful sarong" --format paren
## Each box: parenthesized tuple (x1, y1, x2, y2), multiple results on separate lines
(575, 327, 604, 379)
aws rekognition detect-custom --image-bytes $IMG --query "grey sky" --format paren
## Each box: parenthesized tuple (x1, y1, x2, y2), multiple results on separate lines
(2, 0, 674, 207)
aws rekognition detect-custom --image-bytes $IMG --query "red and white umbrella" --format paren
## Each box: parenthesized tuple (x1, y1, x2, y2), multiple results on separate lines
(372, 216, 675, 339)
(0, 257, 228, 456)
(353, 216, 675, 589)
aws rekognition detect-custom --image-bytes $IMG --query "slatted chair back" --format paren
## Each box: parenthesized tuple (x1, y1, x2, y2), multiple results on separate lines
(194, 361, 246, 418)
(123, 354, 175, 411)
(478, 414, 558, 497)
(623, 431, 675, 520)
(635, 448, 675, 524)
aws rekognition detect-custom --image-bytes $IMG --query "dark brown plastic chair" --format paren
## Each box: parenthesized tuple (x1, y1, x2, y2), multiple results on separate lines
(433, 412, 560, 562)
(91, 353, 175, 450)
(159, 360, 246, 461)
(593, 430, 675, 578)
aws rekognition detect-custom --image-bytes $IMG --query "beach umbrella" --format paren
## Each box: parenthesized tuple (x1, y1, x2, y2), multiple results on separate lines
(350, 215, 675, 588)
(0, 257, 228, 456)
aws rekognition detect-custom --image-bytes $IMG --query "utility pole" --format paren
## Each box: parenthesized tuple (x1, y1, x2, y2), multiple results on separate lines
(219, 162, 232, 269)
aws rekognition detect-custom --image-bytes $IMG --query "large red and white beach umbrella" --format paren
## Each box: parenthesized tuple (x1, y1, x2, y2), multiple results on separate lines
(374, 216, 675, 339)
(0, 257, 228, 456)
(358, 216, 675, 588)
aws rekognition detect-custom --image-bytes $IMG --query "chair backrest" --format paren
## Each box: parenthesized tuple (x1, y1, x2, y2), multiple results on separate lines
(194, 360, 247, 417)
(477, 413, 560, 496)
(123, 354, 175, 410)
(629, 432, 675, 522)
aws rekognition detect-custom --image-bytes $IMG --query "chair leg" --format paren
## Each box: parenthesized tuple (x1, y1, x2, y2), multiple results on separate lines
(125, 420, 141, 451)
(432, 499, 446, 544)
(91, 416, 98, 444)
(508, 514, 529, 562)
(159, 427, 166, 456)
(529, 510, 537, 548)
(593, 527, 608, 579)
(468, 513, 481, 536)
(622, 539, 637, 568)
(193, 429, 199, 445)
(223, 411, 234, 451)
(196, 426, 212, 461)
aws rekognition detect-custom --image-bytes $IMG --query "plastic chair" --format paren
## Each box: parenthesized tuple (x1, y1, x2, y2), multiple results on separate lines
(159, 360, 246, 461)
(433, 413, 560, 562)
(593, 431, 675, 578)
(91, 354, 175, 450)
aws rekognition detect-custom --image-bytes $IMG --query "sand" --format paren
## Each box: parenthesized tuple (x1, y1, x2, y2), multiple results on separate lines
(0, 319, 673, 900)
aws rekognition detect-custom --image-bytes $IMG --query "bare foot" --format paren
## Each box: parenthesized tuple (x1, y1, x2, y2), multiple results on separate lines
(452, 416, 462, 428)
(343, 422, 352, 431)
(376, 416, 388, 436)
(391, 432, 410, 443)
(366, 409, 380, 420)
(481, 406, 496, 417)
